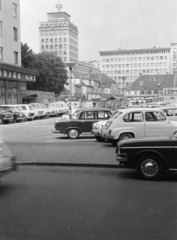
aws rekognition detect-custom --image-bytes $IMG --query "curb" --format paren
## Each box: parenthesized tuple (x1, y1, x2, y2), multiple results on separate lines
(17, 161, 125, 168)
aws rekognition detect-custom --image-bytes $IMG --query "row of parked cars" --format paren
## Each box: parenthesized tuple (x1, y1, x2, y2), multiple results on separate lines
(0, 102, 69, 124)
(52, 105, 177, 180)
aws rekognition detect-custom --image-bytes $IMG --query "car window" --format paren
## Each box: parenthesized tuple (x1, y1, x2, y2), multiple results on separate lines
(85, 111, 94, 119)
(123, 112, 143, 122)
(97, 111, 110, 119)
(164, 109, 173, 116)
(29, 106, 34, 110)
(20, 106, 27, 110)
(0, 109, 8, 113)
(145, 111, 166, 122)
(174, 109, 177, 116)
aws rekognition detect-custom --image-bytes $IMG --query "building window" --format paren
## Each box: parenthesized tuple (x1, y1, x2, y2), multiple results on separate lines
(46, 38, 48, 43)
(13, 27, 18, 41)
(0, 21, 2, 36)
(41, 45, 44, 50)
(14, 51, 18, 64)
(50, 38, 53, 43)
(50, 45, 53, 49)
(55, 38, 57, 43)
(13, 3, 17, 18)
(41, 39, 44, 43)
(0, 47, 3, 61)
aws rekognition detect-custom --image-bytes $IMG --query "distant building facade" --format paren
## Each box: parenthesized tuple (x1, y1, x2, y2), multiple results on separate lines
(39, 3, 78, 63)
(0, 0, 38, 104)
(99, 42, 177, 94)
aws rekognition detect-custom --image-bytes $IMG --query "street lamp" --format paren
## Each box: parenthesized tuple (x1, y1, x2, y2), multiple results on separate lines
(121, 76, 127, 98)
(65, 62, 77, 112)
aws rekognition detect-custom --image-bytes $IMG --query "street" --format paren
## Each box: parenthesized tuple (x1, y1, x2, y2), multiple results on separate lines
(0, 118, 177, 240)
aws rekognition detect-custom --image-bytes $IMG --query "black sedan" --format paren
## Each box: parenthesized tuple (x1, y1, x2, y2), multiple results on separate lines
(116, 130, 177, 180)
(53, 108, 112, 139)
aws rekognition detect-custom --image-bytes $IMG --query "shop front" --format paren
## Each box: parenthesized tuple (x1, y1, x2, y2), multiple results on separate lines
(0, 63, 38, 105)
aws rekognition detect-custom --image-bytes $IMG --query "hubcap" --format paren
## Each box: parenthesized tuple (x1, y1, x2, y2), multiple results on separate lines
(69, 129, 78, 138)
(141, 159, 158, 177)
(122, 136, 130, 140)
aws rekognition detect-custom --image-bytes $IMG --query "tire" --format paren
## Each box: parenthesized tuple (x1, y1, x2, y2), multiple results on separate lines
(136, 155, 164, 180)
(95, 136, 105, 142)
(67, 129, 80, 139)
(119, 133, 133, 141)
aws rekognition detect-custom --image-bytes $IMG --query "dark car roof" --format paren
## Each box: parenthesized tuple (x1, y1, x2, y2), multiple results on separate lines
(75, 108, 111, 111)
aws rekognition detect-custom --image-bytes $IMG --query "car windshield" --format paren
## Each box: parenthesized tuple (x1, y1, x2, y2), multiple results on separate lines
(16, 106, 24, 111)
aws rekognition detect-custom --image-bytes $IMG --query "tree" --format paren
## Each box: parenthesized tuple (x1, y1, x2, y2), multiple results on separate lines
(21, 43, 68, 94)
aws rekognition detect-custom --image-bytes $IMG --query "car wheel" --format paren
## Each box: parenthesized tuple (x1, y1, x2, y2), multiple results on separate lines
(95, 136, 105, 142)
(136, 155, 164, 180)
(119, 133, 133, 141)
(67, 129, 80, 139)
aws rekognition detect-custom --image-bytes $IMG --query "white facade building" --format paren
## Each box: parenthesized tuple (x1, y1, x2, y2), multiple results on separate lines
(39, 3, 78, 63)
(99, 42, 177, 93)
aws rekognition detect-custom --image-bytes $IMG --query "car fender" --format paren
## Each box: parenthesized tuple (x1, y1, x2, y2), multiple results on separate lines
(133, 150, 167, 167)
(112, 127, 141, 139)
(65, 127, 82, 134)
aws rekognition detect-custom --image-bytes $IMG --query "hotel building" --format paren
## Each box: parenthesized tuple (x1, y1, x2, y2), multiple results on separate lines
(39, 3, 78, 63)
(0, 0, 38, 104)
(99, 42, 177, 93)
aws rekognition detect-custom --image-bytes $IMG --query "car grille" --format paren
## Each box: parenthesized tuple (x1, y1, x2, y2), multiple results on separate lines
(29, 113, 35, 117)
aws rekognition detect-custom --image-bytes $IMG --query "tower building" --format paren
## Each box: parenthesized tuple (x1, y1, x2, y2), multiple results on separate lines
(39, 1, 78, 63)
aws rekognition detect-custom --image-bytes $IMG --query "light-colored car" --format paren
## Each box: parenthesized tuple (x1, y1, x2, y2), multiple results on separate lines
(91, 110, 119, 142)
(15, 104, 36, 121)
(101, 107, 177, 146)
(30, 103, 46, 118)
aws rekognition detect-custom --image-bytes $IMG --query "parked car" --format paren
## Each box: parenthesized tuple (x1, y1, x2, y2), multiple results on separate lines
(91, 110, 120, 142)
(0, 136, 17, 179)
(101, 108, 177, 146)
(52, 108, 112, 139)
(116, 129, 177, 180)
(0, 105, 25, 122)
(15, 104, 36, 121)
(30, 103, 46, 119)
(0, 109, 14, 124)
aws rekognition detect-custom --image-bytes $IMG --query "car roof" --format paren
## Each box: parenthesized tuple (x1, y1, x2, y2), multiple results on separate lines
(74, 108, 112, 111)
(157, 106, 177, 110)
(116, 107, 163, 113)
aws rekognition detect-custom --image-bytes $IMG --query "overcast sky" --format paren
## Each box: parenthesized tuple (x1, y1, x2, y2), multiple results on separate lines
(20, 0, 177, 61)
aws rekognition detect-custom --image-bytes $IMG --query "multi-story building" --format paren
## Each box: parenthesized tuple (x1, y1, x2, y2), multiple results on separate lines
(99, 42, 177, 93)
(0, 0, 38, 104)
(39, 3, 78, 63)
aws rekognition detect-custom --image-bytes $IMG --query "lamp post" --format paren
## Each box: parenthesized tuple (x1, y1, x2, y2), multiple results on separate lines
(121, 76, 127, 103)
(65, 63, 77, 112)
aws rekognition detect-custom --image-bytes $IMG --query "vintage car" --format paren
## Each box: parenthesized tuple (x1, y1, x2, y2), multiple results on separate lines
(157, 106, 177, 121)
(15, 104, 36, 121)
(0, 137, 17, 180)
(101, 108, 177, 146)
(52, 108, 112, 139)
(116, 129, 177, 180)
(91, 110, 120, 142)
(0, 109, 14, 124)
(0, 105, 25, 122)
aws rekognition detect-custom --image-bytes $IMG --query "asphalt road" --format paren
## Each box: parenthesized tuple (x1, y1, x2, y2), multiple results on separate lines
(1, 165, 177, 240)
(0, 118, 177, 240)
(1, 118, 117, 165)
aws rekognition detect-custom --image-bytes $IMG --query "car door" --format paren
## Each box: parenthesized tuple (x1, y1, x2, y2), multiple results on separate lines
(121, 111, 145, 138)
(144, 110, 173, 137)
(78, 111, 97, 133)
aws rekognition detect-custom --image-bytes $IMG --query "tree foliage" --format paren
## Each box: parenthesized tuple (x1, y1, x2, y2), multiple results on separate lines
(21, 43, 68, 94)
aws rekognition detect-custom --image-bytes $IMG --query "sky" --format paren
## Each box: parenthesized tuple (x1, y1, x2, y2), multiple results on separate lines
(20, 0, 177, 61)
